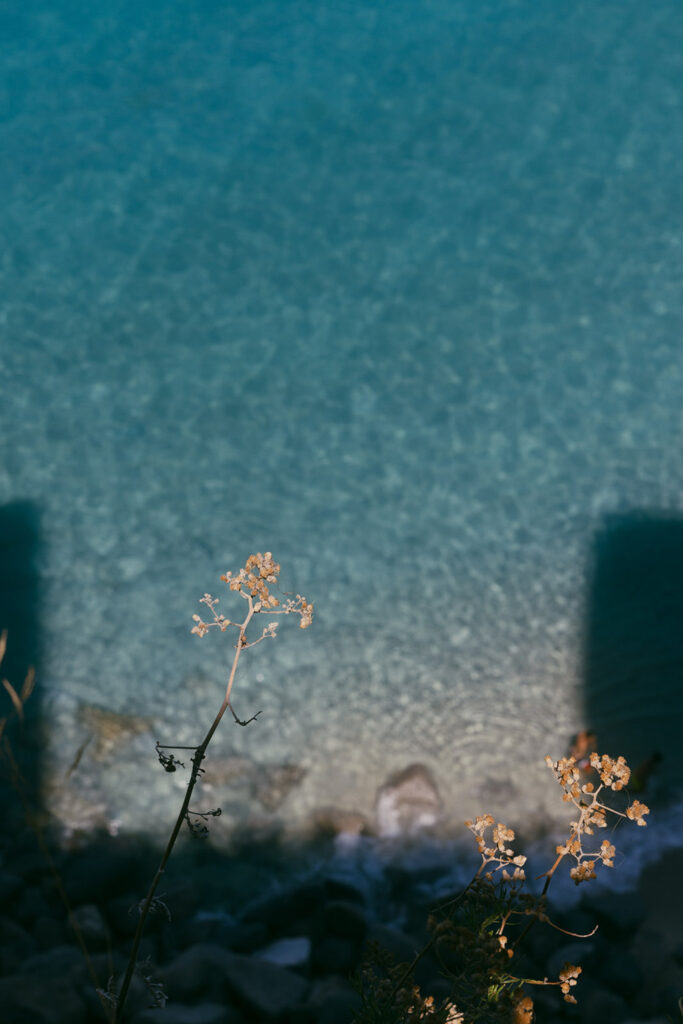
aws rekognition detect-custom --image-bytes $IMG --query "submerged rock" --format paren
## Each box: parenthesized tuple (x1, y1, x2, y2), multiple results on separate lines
(77, 704, 154, 761)
(307, 807, 370, 839)
(254, 762, 308, 811)
(374, 763, 442, 837)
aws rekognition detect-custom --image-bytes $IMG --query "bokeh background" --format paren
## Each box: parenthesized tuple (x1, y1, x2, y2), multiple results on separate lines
(1, 0, 682, 850)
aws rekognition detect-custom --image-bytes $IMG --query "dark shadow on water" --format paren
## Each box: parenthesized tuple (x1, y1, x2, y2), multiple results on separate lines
(583, 511, 683, 787)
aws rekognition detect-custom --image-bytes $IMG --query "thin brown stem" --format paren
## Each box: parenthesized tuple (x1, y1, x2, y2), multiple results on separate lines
(388, 933, 439, 1003)
(511, 855, 562, 954)
(114, 604, 254, 1022)
(521, 977, 562, 988)
(545, 919, 598, 939)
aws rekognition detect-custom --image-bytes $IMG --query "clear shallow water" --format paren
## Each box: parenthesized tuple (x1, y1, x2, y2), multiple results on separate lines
(1, 0, 683, 847)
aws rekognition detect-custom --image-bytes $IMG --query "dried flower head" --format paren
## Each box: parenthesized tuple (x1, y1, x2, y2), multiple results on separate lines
(192, 554, 313, 638)
(221, 551, 281, 607)
(465, 815, 526, 881)
(626, 798, 650, 826)
(569, 861, 596, 884)
(544, 754, 582, 801)
(589, 753, 630, 790)
(299, 597, 314, 629)
(546, 751, 649, 885)
(559, 963, 582, 1003)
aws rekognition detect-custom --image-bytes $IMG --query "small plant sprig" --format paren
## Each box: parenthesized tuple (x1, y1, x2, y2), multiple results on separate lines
(543, 752, 649, 885)
(113, 553, 312, 1023)
(353, 751, 650, 1024)
(0, 630, 35, 741)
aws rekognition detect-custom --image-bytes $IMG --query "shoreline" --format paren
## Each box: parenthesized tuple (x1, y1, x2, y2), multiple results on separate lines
(1, 768, 681, 1023)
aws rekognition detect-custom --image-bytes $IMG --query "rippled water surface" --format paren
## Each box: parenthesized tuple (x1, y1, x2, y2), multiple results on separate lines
(1, 0, 682, 845)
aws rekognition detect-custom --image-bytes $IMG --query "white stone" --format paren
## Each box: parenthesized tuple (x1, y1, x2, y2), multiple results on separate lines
(374, 763, 442, 837)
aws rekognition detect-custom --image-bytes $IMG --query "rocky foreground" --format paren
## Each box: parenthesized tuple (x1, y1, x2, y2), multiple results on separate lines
(0, 765, 681, 1024)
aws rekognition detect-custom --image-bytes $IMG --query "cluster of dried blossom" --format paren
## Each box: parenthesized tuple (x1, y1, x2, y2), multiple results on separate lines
(221, 551, 282, 606)
(191, 552, 313, 639)
(558, 963, 582, 1004)
(465, 814, 527, 882)
(545, 752, 649, 885)
(455, 751, 651, 1012)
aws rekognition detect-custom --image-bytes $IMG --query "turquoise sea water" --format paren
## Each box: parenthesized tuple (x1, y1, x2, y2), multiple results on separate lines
(1, 0, 682, 847)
